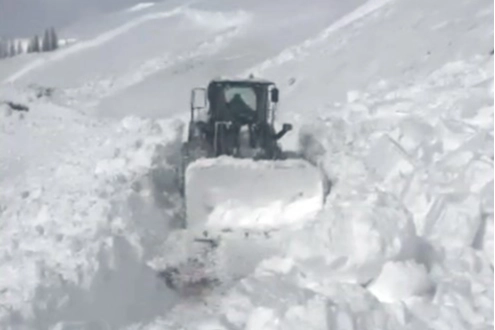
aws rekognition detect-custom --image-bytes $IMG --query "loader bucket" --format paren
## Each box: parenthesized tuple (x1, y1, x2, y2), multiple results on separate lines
(184, 156, 324, 231)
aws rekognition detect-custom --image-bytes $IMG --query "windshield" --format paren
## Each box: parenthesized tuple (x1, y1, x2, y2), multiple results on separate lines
(223, 86, 257, 110)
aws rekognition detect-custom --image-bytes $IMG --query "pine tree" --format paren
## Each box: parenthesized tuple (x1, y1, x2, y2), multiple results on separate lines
(11, 40, 17, 56)
(8, 40, 15, 57)
(15, 40, 23, 55)
(32, 35, 40, 52)
(0, 39, 6, 58)
(42, 29, 50, 52)
(27, 38, 33, 53)
(49, 27, 58, 50)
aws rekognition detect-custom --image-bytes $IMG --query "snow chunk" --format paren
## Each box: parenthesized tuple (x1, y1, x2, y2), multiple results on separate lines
(423, 194, 482, 248)
(481, 216, 494, 265)
(222, 274, 330, 330)
(347, 90, 361, 103)
(365, 134, 415, 196)
(368, 260, 434, 303)
(245, 307, 278, 330)
(287, 191, 419, 284)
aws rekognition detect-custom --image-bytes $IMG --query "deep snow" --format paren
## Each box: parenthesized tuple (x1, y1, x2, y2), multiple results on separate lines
(0, 0, 493, 329)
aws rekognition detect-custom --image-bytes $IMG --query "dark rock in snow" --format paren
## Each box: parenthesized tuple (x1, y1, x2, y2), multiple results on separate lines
(5, 101, 29, 112)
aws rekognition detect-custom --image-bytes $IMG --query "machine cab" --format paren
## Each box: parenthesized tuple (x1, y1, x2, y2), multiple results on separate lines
(188, 76, 291, 159)
(190, 77, 279, 126)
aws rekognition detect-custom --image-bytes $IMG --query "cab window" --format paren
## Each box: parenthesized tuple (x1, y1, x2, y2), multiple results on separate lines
(224, 86, 257, 110)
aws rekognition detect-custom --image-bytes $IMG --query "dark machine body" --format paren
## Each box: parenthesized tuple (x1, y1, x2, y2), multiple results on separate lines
(179, 77, 293, 194)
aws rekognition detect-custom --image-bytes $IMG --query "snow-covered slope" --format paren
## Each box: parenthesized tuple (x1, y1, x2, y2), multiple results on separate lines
(0, 0, 493, 329)
(2, 0, 365, 117)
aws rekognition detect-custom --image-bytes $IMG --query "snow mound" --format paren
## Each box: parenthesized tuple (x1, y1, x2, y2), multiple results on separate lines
(185, 157, 324, 230)
(279, 55, 493, 329)
(0, 99, 185, 328)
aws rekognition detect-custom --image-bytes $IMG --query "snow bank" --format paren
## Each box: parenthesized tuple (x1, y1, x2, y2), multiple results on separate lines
(285, 55, 493, 328)
(0, 97, 185, 328)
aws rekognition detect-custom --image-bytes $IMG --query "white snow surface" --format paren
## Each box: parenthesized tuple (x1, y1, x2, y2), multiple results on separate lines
(0, 0, 493, 329)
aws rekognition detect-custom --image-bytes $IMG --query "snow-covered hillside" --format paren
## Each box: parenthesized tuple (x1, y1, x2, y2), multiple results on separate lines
(2, 0, 365, 117)
(0, 0, 493, 329)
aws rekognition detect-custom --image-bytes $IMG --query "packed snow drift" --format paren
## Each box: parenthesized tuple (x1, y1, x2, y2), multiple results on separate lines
(0, 0, 493, 329)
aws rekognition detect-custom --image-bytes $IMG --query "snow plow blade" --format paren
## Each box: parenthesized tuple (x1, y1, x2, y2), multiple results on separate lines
(185, 156, 324, 231)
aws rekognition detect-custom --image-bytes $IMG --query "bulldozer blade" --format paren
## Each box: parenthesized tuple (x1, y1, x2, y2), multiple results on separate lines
(184, 156, 324, 231)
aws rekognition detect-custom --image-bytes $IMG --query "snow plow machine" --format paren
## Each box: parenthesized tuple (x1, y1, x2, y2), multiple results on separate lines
(158, 77, 325, 290)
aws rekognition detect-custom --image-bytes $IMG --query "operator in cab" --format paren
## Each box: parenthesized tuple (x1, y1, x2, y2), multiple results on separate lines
(227, 92, 257, 126)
